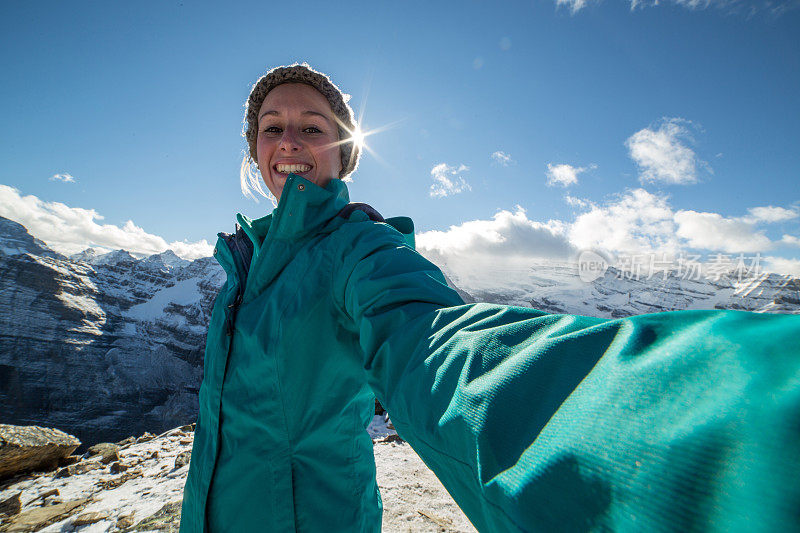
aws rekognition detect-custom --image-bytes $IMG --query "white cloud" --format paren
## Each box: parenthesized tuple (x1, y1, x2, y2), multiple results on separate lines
(762, 256, 800, 277)
(546, 163, 594, 187)
(417, 206, 576, 268)
(414, 185, 798, 280)
(626, 118, 706, 185)
(568, 191, 792, 256)
(629, 0, 799, 14)
(569, 188, 680, 256)
(743, 206, 799, 224)
(555, 0, 798, 15)
(167, 240, 214, 259)
(631, 0, 713, 7)
(555, 0, 596, 13)
(673, 203, 798, 254)
(491, 151, 513, 167)
(429, 163, 472, 198)
(674, 210, 773, 253)
(0, 184, 213, 260)
(565, 195, 591, 209)
(50, 173, 75, 183)
(782, 235, 800, 247)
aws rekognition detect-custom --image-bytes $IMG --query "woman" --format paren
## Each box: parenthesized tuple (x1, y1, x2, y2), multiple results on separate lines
(181, 64, 800, 532)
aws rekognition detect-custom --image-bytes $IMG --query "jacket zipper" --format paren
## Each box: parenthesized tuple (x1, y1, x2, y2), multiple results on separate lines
(225, 291, 243, 336)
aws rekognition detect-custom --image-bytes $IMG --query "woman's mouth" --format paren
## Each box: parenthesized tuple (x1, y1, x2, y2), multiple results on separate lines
(274, 163, 312, 174)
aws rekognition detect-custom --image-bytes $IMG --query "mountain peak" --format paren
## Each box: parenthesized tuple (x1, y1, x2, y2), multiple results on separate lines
(89, 249, 139, 266)
(142, 249, 190, 270)
(70, 248, 100, 263)
(0, 216, 60, 258)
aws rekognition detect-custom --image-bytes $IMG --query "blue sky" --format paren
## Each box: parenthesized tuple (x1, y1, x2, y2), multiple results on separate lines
(1, 0, 799, 274)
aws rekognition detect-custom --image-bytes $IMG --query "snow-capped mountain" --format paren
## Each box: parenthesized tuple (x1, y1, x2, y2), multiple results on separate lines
(0, 217, 62, 260)
(0, 217, 225, 449)
(140, 250, 190, 271)
(434, 258, 800, 317)
(1, 216, 798, 449)
(68, 248, 101, 264)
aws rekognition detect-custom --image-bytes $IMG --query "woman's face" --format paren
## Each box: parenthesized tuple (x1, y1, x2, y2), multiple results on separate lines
(256, 83, 342, 200)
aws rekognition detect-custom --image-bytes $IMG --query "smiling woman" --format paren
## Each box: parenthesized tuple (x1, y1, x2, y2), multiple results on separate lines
(255, 83, 343, 198)
(180, 64, 800, 533)
(239, 64, 361, 204)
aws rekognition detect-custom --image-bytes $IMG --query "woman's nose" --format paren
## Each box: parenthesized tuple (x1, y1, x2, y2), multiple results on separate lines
(279, 129, 302, 152)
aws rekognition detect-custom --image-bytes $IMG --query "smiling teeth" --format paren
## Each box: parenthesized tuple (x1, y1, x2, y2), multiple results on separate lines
(276, 164, 311, 173)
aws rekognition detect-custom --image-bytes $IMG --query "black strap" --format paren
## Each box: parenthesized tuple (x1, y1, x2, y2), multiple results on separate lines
(219, 224, 255, 279)
(337, 202, 385, 223)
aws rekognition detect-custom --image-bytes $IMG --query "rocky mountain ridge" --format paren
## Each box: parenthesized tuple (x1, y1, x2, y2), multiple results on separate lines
(0, 217, 224, 449)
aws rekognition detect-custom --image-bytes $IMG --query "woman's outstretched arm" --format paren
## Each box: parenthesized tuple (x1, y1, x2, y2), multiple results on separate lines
(333, 221, 800, 532)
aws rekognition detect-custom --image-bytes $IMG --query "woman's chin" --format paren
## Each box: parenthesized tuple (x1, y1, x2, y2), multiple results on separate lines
(261, 173, 286, 198)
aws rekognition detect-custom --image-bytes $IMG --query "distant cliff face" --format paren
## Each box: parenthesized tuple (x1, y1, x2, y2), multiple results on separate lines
(0, 217, 225, 448)
(1, 216, 798, 448)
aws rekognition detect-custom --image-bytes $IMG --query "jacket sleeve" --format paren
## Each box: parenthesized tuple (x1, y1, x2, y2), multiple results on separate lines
(332, 222, 800, 532)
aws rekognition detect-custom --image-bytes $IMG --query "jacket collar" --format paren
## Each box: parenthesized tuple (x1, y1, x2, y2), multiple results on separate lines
(236, 174, 350, 257)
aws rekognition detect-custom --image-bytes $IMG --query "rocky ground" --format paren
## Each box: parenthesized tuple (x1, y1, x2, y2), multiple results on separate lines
(374, 438, 476, 533)
(0, 418, 475, 532)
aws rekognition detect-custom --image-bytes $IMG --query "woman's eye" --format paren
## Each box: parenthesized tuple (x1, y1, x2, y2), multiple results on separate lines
(303, 126, 322, 134)
(263, 126, 282, 134)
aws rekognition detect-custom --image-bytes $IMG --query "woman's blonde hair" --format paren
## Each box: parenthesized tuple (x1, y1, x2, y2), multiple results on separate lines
(240, 154, 275, 204)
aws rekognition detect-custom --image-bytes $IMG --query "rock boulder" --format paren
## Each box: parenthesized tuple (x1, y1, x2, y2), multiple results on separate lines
(0, 425, 80, 480)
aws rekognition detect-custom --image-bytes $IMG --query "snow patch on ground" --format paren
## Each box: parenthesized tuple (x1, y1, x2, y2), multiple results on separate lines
(375, 440, 477, 532)
(0, 420, 476, 532)
(1, 428, 192, 532)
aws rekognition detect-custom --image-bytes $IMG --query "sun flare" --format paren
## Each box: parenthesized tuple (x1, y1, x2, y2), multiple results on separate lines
(328, 89, 408, 171)
(351, 125, 365, 150)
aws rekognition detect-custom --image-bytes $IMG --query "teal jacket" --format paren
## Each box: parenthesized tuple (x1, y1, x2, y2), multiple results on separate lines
(181, 174, 800, 532)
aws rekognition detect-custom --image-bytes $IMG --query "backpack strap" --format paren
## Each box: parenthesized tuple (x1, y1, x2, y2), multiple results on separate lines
(219, 224, 255, 279)
(337, 202, 385, 223)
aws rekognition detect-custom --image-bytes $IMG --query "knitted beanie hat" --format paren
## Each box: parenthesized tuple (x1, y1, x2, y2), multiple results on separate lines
(244, 63, 360, 180)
